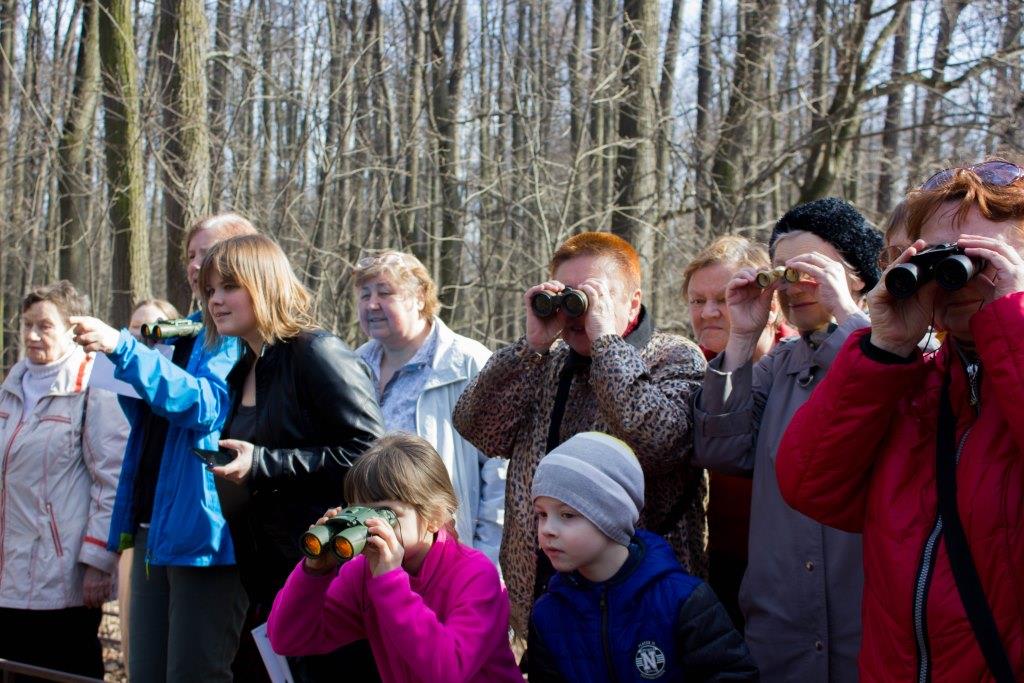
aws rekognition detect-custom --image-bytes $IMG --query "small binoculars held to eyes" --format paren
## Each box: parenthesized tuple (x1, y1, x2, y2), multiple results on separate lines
(884, 243, 983, 299)
(531, 287, 589, 318)
(301, 506, 399, 563)
(756, 267, 801, 288)
(141, 319, 203, 342)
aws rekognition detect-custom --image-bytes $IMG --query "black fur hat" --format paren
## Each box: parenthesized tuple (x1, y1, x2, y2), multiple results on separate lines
(769, 197, 883, 292)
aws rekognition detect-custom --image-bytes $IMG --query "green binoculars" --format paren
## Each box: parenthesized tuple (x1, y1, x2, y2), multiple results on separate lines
(141, 318, 203, 342)
(300, 506, 398, 562)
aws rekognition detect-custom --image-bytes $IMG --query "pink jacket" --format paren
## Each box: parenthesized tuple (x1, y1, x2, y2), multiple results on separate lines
(267, 529, 523, 683)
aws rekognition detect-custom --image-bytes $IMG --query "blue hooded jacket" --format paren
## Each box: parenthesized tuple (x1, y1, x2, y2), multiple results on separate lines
(529, 530, 757, 682)
(106, 315, 242, 566)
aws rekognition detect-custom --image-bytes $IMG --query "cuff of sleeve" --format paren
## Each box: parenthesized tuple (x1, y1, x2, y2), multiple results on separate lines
(110, 329, 136, 363)
(859, 334, 918, 365)
(79, 541, 118, 575)
(700, 357, 753, 412)
(513, 336, 552, 365)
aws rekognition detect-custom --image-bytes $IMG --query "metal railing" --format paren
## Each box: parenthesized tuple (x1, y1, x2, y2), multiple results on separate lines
(0, 659, 105, 683)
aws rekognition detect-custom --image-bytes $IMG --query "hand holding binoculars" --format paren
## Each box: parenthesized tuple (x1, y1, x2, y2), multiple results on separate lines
(530, 287, 589, 318)
(141, 318, 203, 342)
(755, 266, 801, 288)
(301, 506, 399, 563)
(884, 243, 983, 299)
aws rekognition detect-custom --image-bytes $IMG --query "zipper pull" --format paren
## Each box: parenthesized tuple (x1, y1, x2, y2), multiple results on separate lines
(965, 362, 980, 408)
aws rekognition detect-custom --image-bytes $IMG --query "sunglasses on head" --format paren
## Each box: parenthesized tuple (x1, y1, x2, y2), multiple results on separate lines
(355, 253, 408, 270)
(920, 159, 1024, 191)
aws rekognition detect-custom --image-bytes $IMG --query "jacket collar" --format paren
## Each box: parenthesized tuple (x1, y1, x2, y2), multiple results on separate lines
(782, 312, 869, 385)
(1, 346, 93, 399)
(407, 528, 455, 594)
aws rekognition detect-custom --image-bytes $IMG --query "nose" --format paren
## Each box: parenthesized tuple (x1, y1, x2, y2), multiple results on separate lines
(701, 300, 721, 318)
(26, 327, 41, 341)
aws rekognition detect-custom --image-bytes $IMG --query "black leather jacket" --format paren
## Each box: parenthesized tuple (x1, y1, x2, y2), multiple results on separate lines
(222, 329, 385, 608)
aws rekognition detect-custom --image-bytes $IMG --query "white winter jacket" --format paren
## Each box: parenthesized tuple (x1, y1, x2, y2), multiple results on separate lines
(0, 347, 128, 609)
(359, 318, 507, 563)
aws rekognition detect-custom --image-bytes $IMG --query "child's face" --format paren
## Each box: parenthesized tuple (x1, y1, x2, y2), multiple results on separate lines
(534, 496, 622, 581)
(362, 499, 435, 572)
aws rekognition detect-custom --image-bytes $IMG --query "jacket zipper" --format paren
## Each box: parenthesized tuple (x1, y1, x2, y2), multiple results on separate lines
(600, 589, 619, 683)
(914, 427, 971, 683)
(0, 420, 26, 587)
(46, 503, 64, 557)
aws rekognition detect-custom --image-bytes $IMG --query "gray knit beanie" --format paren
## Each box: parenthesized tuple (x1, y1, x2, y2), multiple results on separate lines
(531, 432, 644, 545)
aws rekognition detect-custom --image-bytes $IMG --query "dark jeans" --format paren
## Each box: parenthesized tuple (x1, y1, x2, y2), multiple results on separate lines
(0, 605, 103, 680)
(129, 527, 248, 682)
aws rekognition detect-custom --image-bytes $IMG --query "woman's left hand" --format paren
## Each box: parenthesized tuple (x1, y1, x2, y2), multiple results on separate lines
(363, 516, 404, 577)
(576, 278, 619, 341)
(958, 234, 1024, 301)
(785, 252, 863, 324)
(82, 566, 112, 608)
(210, 439, 253, 484)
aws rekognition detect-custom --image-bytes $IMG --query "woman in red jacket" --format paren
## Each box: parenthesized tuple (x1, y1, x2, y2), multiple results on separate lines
(777, 160, 1024, 682)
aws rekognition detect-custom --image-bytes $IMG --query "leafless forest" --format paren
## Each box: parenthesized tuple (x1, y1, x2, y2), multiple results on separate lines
(0, 0, 1021, 371)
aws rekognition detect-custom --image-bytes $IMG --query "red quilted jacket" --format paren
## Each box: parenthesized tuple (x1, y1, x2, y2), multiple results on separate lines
(776, 292, 1024, 682)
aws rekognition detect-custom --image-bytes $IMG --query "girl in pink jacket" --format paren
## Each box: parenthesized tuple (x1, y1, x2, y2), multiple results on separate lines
(267, 433, 522, 683)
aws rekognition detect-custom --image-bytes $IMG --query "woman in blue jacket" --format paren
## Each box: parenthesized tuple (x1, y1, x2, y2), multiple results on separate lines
(72, 213, 257, 682)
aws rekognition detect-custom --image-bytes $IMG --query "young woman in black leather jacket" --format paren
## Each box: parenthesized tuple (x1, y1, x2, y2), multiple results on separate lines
(200, 234, 385, 681)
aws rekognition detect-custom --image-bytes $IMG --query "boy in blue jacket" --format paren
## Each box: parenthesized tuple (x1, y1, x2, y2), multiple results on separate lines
(528, 432, 757, 682)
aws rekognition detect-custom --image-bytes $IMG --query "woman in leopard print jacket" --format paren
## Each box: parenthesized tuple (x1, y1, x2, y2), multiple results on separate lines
(453, 232, 708, 638)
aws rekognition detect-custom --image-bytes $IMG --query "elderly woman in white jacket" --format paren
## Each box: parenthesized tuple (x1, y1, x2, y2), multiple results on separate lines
(354, 252, 506, 562)
(0, 281, 127, 678)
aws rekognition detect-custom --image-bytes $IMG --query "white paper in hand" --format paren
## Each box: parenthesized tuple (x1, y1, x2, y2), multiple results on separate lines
(251, 622, 294, 683)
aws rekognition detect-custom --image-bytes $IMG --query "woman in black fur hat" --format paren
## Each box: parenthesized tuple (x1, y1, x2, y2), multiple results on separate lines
(691, 197, 882, 683)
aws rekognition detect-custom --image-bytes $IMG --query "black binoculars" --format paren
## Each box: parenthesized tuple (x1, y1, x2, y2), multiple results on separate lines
(141, 318, 203, 342)
(301, 506, 398, 563)
(531, 287, 589, 318)
(884, 243, 983, 299)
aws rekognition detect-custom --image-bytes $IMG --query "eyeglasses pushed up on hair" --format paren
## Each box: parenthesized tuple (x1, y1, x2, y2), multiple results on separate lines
(920, 159, 1024, 191)
(355, 253, 407, 270)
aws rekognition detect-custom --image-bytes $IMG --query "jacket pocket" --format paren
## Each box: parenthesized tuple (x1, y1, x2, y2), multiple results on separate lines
(46, 503, 64, 557)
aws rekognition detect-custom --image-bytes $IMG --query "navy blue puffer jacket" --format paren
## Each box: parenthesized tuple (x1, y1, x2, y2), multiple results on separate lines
(529, 530, 757, 682)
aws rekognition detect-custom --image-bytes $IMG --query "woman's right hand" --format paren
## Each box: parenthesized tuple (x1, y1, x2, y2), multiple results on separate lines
(524, 280, 567, 354)
(725, 268, 775, 339)
(303, 507, 342, 574)
(867, 239, 935, 357)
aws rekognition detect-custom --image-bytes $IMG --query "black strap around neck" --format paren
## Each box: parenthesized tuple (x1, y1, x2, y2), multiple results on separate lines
(546, 351, 589, 453)
(935, 374, 1015, 683)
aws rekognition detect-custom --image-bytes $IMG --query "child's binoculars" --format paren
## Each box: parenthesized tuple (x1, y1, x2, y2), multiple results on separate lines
(531, 287, 589, 318)
(300, 506, 398, 563)
(141, 318, 203, 342)
(884, 243, 983, 299)
(756, 267, 801, 288)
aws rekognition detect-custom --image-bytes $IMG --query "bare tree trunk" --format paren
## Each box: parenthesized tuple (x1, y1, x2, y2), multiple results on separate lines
(402, 0, 427, 253)
(58, 0, 101, 285)
(612, 0, 659, 276)
(878, 2, 909, 214)
(429, 0, 466, 314)
(159, 0, 211, 312)
(0, 0, 15, 369)
(912, 0, 967, 163)
(693, 0, 713, 236)
(209, 0, 232, 203)
(99, 0, 150, 322)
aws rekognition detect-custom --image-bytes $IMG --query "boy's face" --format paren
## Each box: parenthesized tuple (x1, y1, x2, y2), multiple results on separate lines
(534, 496, 622, 580)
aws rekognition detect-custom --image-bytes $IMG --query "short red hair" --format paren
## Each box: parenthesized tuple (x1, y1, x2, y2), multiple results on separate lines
(905, 162, 1024, 240)
(550, 232, 642, 291)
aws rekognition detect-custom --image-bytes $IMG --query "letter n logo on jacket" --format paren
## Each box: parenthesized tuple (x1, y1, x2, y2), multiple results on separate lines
(634, 640, 666, 679)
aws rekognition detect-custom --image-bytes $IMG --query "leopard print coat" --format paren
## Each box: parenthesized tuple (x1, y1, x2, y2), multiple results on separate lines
(452, 309, 709, 637)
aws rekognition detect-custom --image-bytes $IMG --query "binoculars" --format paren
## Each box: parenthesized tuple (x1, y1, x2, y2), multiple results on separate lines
(884, 243, 983, 299)
(141, 318, 203, 342)
(531, 287, 589, 318)
(300, 506, 398, 563)
(756, 266, 801, 288)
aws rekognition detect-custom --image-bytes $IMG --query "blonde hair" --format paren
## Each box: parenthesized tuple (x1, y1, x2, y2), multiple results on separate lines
(353, 251, 440, 320)
(182, 213, 257, 266)
(132, 298, 180, 321)
(343, 434, 459, 537)
(199, 234, 316, 347)
(682, 236, 769, 297)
